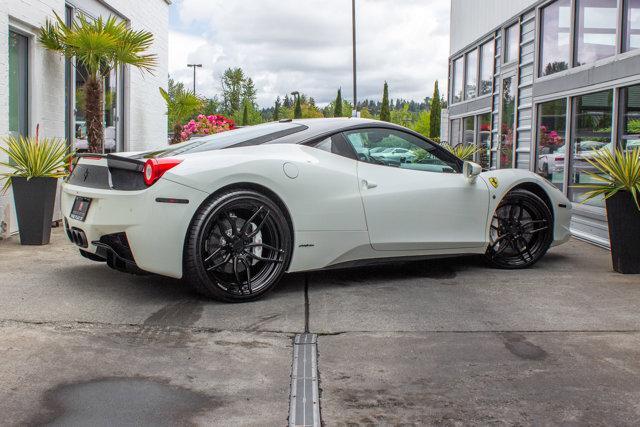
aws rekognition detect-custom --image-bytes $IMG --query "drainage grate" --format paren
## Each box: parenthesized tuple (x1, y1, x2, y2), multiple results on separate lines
(289, 333, 320, 427)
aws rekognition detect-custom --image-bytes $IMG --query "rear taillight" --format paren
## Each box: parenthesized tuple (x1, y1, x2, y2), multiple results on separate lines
(143, 158, 183, 186)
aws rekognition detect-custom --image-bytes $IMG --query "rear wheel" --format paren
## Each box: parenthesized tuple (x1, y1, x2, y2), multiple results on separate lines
(485, 189, 553, 269)
(184, 190, 292, 302)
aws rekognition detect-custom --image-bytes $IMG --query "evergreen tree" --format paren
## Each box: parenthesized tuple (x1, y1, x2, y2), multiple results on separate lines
(242, 102, 249, 126)
(380, 82, 391, 122)
(283, 94, 292, 108)
(221, 67, 245, 115)
(274, 96, 281, 121)
(242, 78, 257, 105)
(429, 81, 442, 139)
(293, 94, 302, 119)
(334, 88, 343, 117)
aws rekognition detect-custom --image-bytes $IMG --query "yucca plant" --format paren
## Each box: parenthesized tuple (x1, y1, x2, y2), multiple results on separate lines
(575, 147, 640, 210)
(441, 143, 481, 161)
(0, 129, 73, 193)
(575, 147, 640, 274)
(39, 12, 157, 153)
(0, 126, 73, 245)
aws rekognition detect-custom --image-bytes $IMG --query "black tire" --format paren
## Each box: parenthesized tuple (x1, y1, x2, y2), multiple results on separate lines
(184, 189, 292, 302)
(485, 189, 553, 269)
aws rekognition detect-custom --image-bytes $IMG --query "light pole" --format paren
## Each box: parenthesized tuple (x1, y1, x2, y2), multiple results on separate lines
(187, 63, 202, 94)
(352, 0, 357, 117)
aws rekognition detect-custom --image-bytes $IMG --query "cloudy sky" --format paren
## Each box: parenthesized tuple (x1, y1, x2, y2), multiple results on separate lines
(168, 0, 450, 108)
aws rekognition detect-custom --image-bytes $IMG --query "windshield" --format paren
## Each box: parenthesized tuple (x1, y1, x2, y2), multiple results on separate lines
(139, 122, 308, 159)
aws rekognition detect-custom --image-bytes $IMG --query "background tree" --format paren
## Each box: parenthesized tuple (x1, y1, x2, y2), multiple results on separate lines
(380, 82, 391, 122)
(429, 81, 442, 139)
(283, 94, 292, 108)
(202, 96, 221, 116)
(411, 110, 431, 138)
(293, 92, 302, 119)
(274, 97, 281, 121)
(334, 89, 343, 117)
(221, 67, 245, 115)
(39, 12, 156, 152)
(242, 102, 249, 126)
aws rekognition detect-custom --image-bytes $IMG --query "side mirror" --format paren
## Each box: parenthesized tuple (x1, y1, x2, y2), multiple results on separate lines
(463, 161, 482, 183)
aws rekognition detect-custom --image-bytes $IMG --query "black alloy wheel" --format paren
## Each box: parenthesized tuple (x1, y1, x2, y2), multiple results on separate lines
(185, 190, 292, 302)
(485, 189, 553, 269)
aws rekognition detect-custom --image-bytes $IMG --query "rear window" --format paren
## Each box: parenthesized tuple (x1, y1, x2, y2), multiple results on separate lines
(142, 122, 308, 158)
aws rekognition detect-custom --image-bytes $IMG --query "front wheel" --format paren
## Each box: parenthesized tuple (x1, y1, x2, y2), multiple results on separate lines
(184, 190, 292, 302)
(485, 189, 553, 269)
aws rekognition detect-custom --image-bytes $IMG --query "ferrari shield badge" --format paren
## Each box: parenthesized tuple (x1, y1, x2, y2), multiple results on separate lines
(489, 177, 499, 188)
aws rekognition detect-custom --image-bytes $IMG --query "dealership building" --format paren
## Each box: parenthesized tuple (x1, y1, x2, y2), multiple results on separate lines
(0, 0, 169, 237)
(445, 0, 640, 247)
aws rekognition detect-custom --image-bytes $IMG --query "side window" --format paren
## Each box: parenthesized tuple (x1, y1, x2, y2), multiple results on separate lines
(308, 134, 357, 160)
(343, 129, 461, 173)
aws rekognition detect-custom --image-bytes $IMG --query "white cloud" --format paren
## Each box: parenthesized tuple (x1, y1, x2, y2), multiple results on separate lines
(169, 0, 450, 108)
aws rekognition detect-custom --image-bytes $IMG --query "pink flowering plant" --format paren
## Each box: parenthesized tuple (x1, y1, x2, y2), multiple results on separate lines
(180, 114, 236, 142)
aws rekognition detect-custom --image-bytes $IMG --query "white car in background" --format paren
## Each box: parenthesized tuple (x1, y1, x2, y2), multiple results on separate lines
(62, 118, 572, 302)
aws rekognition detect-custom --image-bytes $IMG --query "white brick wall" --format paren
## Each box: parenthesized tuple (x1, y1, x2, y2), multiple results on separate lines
(0, 0, 169, 235)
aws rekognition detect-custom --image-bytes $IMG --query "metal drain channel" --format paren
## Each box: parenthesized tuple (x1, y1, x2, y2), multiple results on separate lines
(288, 333, 320, 427)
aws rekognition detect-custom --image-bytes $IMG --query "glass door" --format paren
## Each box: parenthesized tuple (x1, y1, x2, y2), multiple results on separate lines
(8, 30, 29, 138)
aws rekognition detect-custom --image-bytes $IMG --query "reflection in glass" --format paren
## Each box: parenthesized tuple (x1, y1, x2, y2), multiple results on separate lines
(8, 31, 28, 137)
(465, 49, 478, 100)
(480, 40, 494, 95)
(536, 99, 567, 191)
(104, 67, 118, 153)
(569, 91, 613, 206)
(450, 119, 461, 146)
(625, 0, 640, 51)
(453, 57, 464, 103)
(478, 113, 492, 169)
(540, 0, 571, 76)
(621, 85, 640, 151)
(504, 24, 519, 63)
(500, 77, 516, 169)
(575, 0, 617, 65)
(463, 116, 475, 146)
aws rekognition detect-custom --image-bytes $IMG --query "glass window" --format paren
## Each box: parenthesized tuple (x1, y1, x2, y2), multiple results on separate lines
(465, 49, 478, 100)
(450, 118, 461, 146)
(500, 76, 516, 168)
(575, 0, 618, 66)
(478, 113, 492, 169)
(452, 57, 464, 103)
(8, 30, 28, 138)
(536, 99, 567, 191)
(479, 40, 494, 95)
(540, 0, 572, 76)
(463, 116, 475, 145)
(620, 84, 640, 151)
(569, 90, 613, 206)
(504, 23, 519, 63)
(343, 129, 460, 173)
(309, 135, 356, 159)
(624, 0, 640, 51)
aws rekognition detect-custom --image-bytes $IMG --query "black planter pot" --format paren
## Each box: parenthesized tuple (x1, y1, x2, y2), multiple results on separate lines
(11, 177, 58, 245)
(606, 191, 640, 274)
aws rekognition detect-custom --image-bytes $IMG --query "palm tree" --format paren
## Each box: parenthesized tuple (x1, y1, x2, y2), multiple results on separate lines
(159, 85, 203, 144)
(39, 12, 157, 153)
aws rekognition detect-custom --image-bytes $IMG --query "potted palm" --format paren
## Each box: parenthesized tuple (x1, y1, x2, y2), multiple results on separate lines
(577, 147, 640, 274)
(0, 127, 72, 245)
(38, 12, 156, 153)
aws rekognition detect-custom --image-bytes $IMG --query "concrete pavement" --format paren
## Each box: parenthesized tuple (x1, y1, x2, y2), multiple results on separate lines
(1, 228, 639, 425)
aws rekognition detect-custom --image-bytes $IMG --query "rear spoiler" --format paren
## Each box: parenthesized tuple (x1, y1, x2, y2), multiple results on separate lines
(72, 153, 144, 173)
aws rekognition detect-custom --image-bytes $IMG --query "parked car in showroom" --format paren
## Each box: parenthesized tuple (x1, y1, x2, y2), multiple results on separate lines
(62, 118, 572, 302)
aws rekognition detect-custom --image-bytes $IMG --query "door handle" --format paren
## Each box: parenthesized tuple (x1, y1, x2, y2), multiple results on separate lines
(362, 179, 378, 190)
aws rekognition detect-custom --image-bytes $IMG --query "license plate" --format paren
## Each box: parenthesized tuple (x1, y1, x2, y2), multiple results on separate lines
(70, 196, 92, 222)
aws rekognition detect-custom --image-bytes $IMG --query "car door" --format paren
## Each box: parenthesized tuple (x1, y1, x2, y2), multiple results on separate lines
(343, 128, 491, 251)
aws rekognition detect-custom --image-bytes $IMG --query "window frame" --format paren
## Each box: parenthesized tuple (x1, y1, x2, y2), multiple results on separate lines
(464, 48, 479, 100)
(341, 127, 463, 173)
(479, 38, 495, 96)
(451, 56, 464, 104)
(538, 0, 573, 77)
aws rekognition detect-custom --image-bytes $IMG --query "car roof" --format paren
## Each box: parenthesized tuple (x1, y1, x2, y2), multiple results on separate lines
(273, 118, 410, 144)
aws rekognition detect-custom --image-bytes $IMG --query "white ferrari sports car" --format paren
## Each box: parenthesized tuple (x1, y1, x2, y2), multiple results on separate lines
(62, 118, 572, 302)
